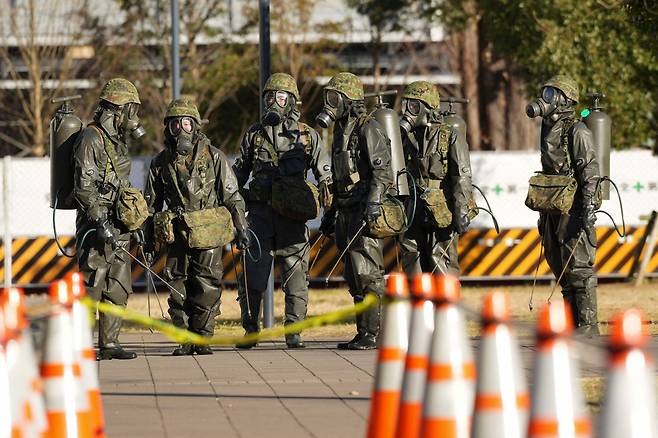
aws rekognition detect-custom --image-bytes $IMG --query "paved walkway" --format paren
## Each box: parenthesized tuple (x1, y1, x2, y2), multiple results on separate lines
(99, 333, 657, 437)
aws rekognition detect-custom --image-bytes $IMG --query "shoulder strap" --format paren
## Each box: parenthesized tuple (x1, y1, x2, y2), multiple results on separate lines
(561, 118, 577, 174)
(252, 127, 279, 167)
(437, 123, 452, 175)
(90, 125, 120, 185)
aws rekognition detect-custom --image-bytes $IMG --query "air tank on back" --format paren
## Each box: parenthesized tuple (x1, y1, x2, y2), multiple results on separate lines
(50, 95, 83, 209)
(367, 90, 410, 197)
(442, 97, 469, 143)
(583, 92, 611, 200)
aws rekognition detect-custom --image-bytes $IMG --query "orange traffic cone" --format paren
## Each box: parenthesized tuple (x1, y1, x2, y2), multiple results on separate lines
(598, 309, 657, 438)
(366, 272, 411, 438)
(0, 305, 15, 437)
(41, 279, 92, 438)
(66, 272, 105, 438)
(395, 273, 435, 438)
(528, 300, 591, 438)
(2, 287, 48, 437)
(472, 291, 529, 438)
(420, 274, 475, 438)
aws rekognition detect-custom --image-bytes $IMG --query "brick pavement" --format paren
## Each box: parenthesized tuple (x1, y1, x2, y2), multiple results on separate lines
(99, 333, 657, 437)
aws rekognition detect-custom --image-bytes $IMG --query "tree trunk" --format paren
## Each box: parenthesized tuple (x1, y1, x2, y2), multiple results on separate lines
(460, 1, 481, 150)
(479, 42, 507, 151)
(507, 73, 537, 150)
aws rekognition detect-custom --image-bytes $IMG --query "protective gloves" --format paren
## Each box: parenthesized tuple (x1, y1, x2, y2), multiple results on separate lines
(318, 179, 333, 210)
(319, 209, 336, 236)
(453, 214, 470, 235)
(365, 203, 381, 224)
(96, 219, 118, 248)
(236, 228, 253, 250)
(583, 204, 597, 244)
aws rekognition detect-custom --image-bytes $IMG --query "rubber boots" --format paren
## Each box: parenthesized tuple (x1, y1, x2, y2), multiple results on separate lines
(97, 313, 136, 360)
(338, 295, 381, 350)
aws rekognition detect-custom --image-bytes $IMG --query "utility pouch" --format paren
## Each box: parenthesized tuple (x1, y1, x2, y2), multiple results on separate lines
(367, 195, 407, 238)
(179, 207, 233, 249)
(271, 175, 320, 222)
(421, 188, 452, 229)
(525, 172, 577, 214)
(153, 211, 177, 245)
(116, 187, 150, 231)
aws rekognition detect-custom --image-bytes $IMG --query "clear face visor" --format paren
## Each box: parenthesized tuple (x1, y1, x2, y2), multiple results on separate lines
(167, 117, 194, 136)
(402, 98, 421, 116)
(324, 89, 341, 108)
(264, 90, 289, 108)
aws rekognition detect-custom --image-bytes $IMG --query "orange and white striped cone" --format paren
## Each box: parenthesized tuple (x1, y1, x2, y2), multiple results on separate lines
(2, 287, 48, 437)
(528, 300, 591, 438)
(395, 273, 435, 438)
(420, 274, 476, 438)
(0, 305, 15, 438)
(472, 291, 529, 438)
(41, 279, 92, 438)
(366, 272, 411, 438)
(66, 272, 105, 438)
(598, 309, 657, 438)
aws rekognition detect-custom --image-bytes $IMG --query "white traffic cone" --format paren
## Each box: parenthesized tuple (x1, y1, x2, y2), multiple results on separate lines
(472, 291, 529, 438)
(528, 300, 591, 438)
(420, 274, 475, 438)
(66, 272, 105, 438)
(2, 287, 48, 437)
(598, 308, 657, 438)
(41, 279, 92, 438)
(395, 273, 435, 438)
(366, 272, 411, 438)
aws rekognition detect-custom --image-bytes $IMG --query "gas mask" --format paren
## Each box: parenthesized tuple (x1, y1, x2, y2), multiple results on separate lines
(120, 102, 146, 140)
(166, 116, 196, 156)
(526, 86, 570, 122)
(399, 98, 431, 135)
(262, 90, 293, 126)
(316, 89, 347, 129)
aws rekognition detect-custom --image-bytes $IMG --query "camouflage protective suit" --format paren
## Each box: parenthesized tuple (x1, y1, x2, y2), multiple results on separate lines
(233, 73, 332, 346)
(144, 99, 248, 342)
(531, 76, 600, 335)
(73, 78, 145, 359)
(398, 81, 473, 276)
(317, 72, 394, 349)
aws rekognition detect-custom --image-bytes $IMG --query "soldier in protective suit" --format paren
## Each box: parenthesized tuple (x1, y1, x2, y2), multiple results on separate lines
(316, 72, 394, 350)
(233, 73, 332, 349)
(144, 98, 251, 355)
(398, 81, 474, 275)
(73, 78, 149, 360)
(526, 75, 600, 336)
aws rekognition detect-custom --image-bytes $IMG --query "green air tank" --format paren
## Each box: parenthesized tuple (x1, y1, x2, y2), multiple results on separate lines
(50, 95, 83, 209)
(366, 90, 410, 197)
(583, 92, 611, 200)
(442, 97, 469, 142)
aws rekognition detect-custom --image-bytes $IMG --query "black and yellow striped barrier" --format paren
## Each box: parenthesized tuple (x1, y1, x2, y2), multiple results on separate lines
(2, 226, 657, 287)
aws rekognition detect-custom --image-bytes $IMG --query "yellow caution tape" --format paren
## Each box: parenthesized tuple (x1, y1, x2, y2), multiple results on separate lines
(81, 294, 379, 346)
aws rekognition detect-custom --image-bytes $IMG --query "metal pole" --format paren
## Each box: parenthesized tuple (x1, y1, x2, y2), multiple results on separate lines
(3, 156, 11, 288)
(259, 0, 274, 328)
(263, 261, 274, 328)
(171, 0, 181, 99)
(258, 0, 271, 117)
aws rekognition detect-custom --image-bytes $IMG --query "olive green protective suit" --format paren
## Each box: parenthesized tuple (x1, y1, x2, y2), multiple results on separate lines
(233, 110, 331, 334)
(538, 116, 600, 334)
(330, 107, 394, 342)
(144, 134, 247, 336)
(399, 124, 472, 275)
(73, 122, 134, 348)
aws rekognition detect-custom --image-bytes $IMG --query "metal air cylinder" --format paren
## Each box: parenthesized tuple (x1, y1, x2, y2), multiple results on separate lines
(373, 106, 410, 196)
(584, 93, 611, 200)
(50, 96, 83, 209)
